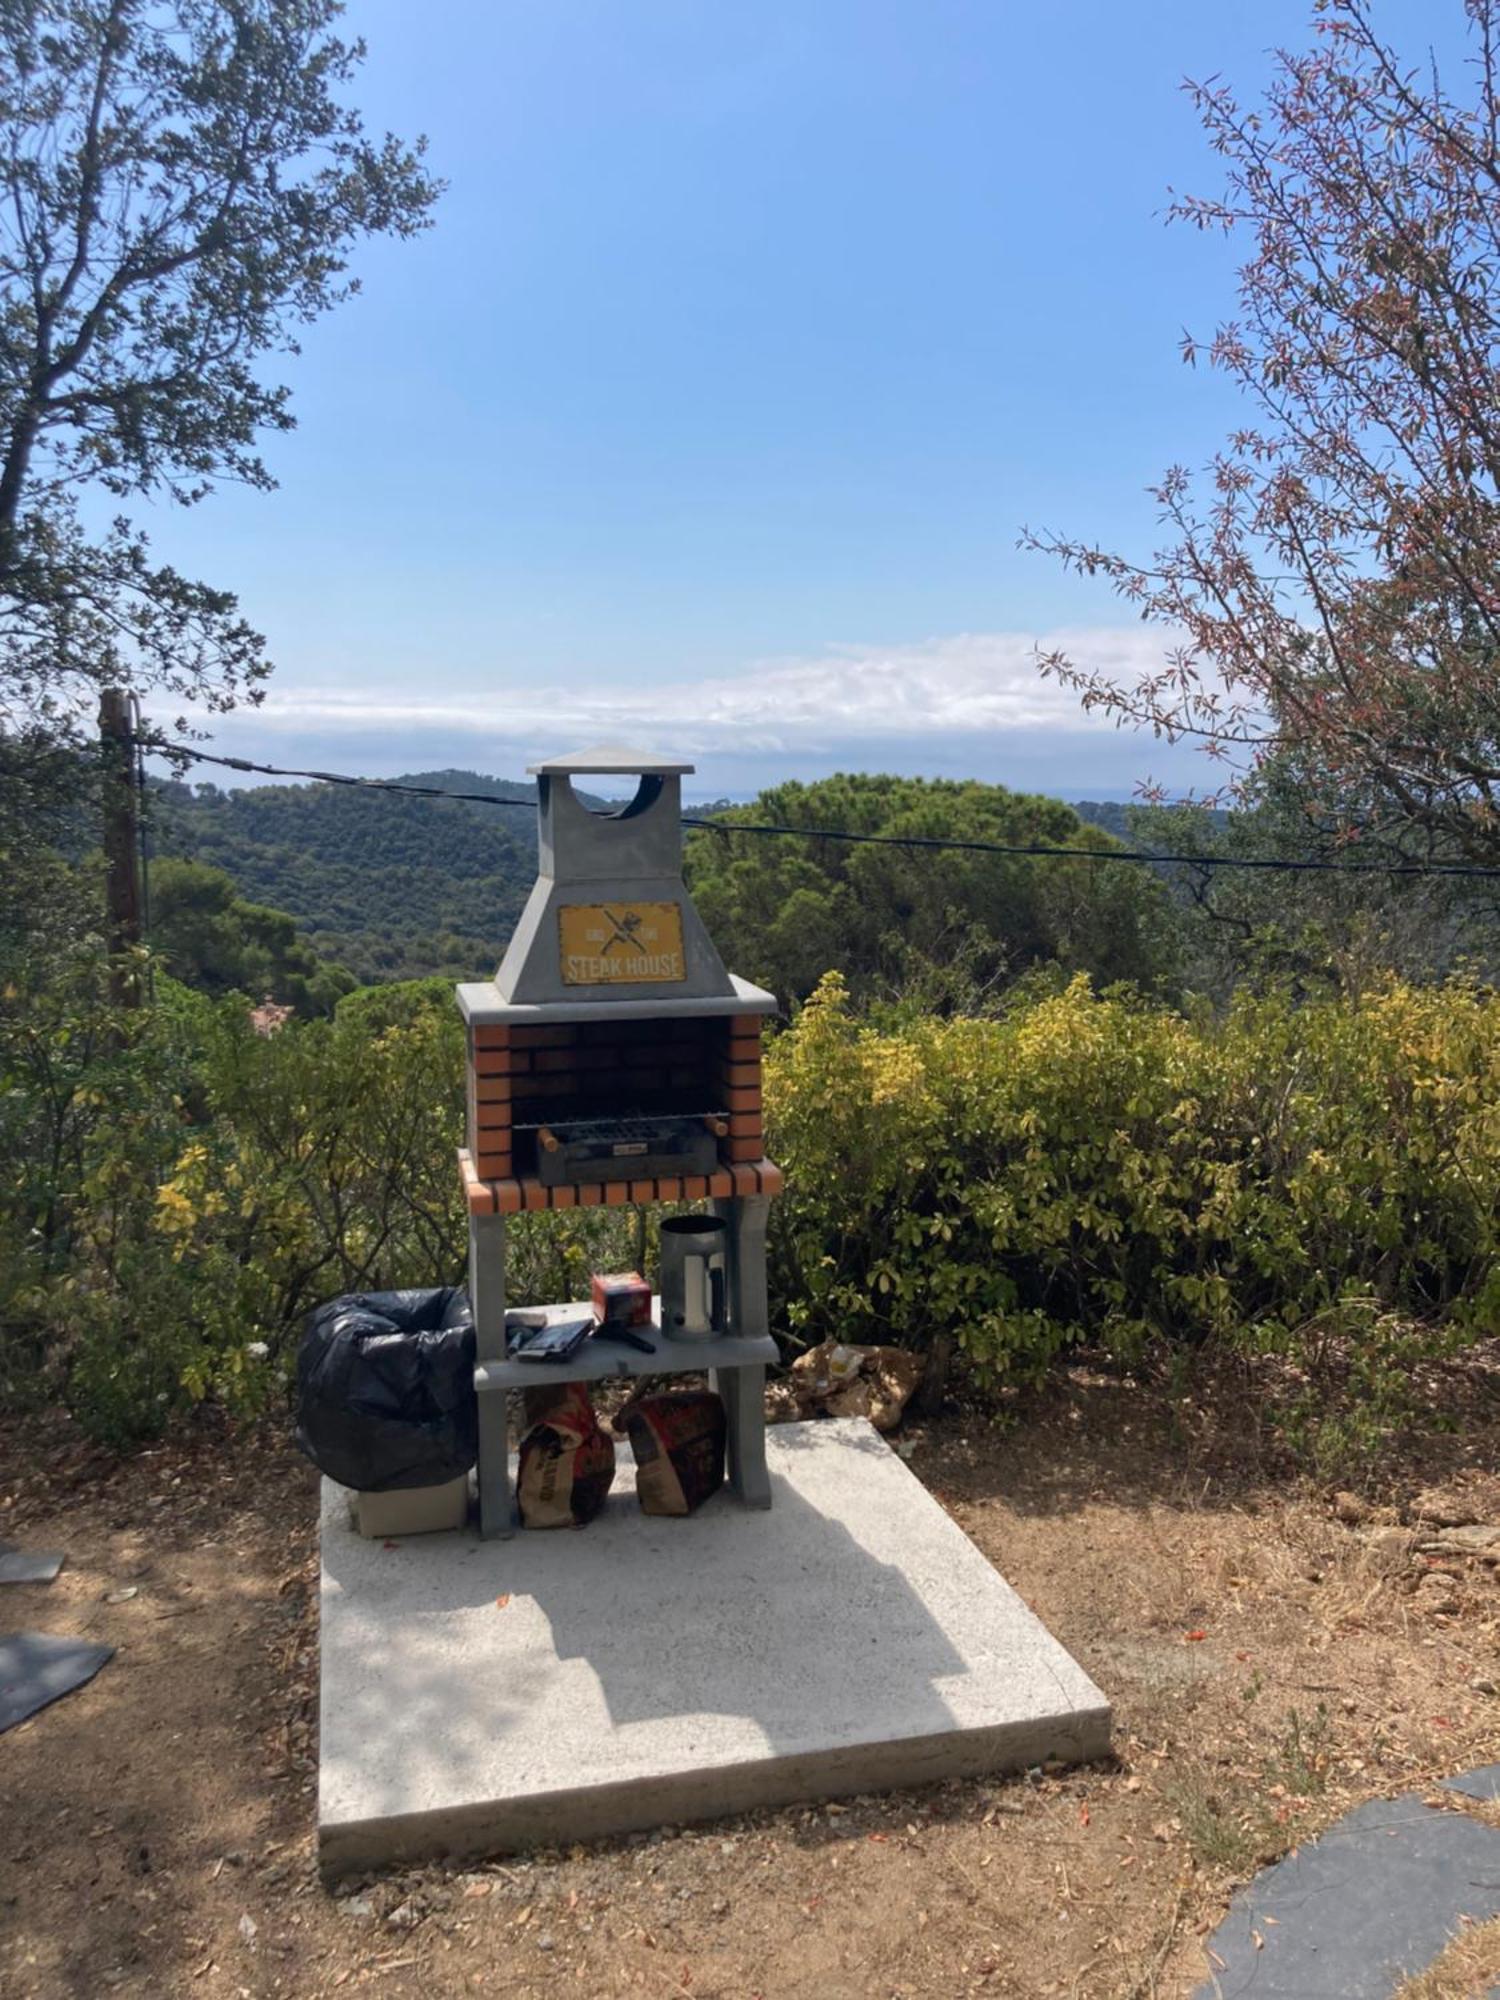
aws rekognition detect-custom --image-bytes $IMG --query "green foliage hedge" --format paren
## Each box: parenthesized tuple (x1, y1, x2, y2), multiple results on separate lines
(6, 960, 1500, 1444)
(0, 968, 635, 1442)
(764, 972, 1500, 1381)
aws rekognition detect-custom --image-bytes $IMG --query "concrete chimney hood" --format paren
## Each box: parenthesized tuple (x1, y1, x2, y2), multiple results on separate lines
(457, 746, 777, 1026)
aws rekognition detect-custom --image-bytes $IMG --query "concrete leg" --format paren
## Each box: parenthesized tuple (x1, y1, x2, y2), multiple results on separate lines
(706, 1193, 773, 1509)
(711, 1363, 771, 1508)
(468, 1210, 508, 1359)
(469, 1211, 515, 1540)
(713, 1194, 771, 1341)
(476, 1393, 515, 1541)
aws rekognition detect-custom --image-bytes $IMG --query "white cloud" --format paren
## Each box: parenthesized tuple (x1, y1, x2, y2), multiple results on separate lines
(233, 625, 1175, 758)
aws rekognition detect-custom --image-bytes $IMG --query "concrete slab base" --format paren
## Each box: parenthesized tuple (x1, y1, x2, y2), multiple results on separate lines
(318, 1418, 1111, 1878)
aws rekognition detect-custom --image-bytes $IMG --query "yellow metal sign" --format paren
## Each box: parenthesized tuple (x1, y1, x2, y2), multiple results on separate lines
(558, 902, 686, 984)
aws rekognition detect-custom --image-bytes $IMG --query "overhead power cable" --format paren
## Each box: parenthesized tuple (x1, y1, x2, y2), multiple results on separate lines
(154, 745, 538, 810)
(148, 741, 1500, 882)
(680, 815, 1500, 878)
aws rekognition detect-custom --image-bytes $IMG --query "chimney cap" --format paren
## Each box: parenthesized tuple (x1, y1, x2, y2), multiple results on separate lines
(527, 744, 695, 777)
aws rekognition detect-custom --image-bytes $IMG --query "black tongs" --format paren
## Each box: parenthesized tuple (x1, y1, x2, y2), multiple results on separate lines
(589, 1319, 656, 1356)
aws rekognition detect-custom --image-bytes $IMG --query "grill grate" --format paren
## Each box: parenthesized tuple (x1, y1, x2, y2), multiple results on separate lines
(511, 1109, 722, 1136)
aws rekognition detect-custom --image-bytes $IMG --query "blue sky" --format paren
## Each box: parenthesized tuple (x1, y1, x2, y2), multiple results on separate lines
(153, 0, 1444, 800)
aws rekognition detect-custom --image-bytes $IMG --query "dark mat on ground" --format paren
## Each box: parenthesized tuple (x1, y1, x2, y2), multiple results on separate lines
(1193, 1793, 1500, 1998)
(1444, 1763, 1500, 1802)
(0, 1543, 64, 1585)
(0, 1631, 114, 1734)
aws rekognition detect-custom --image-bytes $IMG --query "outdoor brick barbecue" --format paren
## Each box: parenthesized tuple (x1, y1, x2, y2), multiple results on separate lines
(455, 746, 782, 1536)
(460, 1012, 782, 1206)
(315, 751, 1111, 1864)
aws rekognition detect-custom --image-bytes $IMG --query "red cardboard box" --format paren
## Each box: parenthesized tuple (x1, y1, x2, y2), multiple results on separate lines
(590, 1269, 652, 1328)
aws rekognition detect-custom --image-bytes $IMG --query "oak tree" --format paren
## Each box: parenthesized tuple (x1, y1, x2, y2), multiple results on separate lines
(0, 0, 438, 741)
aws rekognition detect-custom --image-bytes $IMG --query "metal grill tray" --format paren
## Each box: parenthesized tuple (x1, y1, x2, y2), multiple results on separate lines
(509, 1108, 722, 1134)
(524, 1110, 722, 1187)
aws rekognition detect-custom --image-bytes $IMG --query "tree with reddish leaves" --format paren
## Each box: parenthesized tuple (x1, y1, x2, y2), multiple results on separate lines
(1025, 0, 1500, 861)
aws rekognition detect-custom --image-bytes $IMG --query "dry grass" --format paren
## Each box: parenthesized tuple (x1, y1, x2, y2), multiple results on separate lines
(3, 1346, 1500, 1997)
(1396, 1915, 1500, 1998)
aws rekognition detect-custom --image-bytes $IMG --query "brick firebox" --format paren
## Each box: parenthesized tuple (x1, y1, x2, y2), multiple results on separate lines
(461, 1008, 783, 1211)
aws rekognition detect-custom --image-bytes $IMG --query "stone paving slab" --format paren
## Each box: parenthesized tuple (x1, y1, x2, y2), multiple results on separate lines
(0, 1631, 113, 1734)
(1193, 1793, 1500, 1998)
(318, 1418, 1111, 1877)
(0, 1544, 63, 1585)
(1444, 1763, 1500, 1803)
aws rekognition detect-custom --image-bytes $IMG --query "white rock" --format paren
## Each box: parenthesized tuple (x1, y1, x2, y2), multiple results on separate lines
(1414, 1574, 1461, 1615)
(1364, 1526, 1414, 1573)
(1423, 1524, 1500, 1560)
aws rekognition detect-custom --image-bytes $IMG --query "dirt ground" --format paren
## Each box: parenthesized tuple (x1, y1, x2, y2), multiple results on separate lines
(5, 1356, 1500, 2000)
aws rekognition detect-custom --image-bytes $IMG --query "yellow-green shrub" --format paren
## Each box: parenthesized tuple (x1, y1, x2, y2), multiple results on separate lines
(0, 972, 637, 1441)
(12, 954, 1500, 1442)
(763, 973, 1500, 1384)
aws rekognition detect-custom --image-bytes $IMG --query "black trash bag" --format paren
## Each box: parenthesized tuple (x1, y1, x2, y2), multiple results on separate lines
(295, 1287, 478, 1492)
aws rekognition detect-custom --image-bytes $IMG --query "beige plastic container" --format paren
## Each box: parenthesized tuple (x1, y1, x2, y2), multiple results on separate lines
(353, 1476, 470, 1539)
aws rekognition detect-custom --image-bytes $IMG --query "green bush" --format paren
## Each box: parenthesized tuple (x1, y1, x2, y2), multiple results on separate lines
(763, 972, 1500, 1385)
(0, 968, 636, 1442)
(148, 856, 357, 1016)
(9, 948, 1500, 1445)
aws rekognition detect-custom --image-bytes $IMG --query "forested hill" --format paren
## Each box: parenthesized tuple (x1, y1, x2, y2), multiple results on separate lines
(148, 769, 566, 983)
(1070, 800, 1230, 841)
(143, 775, 1189, 988)
(1070, 800, 1132, 840)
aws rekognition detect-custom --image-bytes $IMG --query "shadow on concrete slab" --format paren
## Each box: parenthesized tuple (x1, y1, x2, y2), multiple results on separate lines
(319, 1457, 969, 1771)
(318, 1421, 1109, 1869)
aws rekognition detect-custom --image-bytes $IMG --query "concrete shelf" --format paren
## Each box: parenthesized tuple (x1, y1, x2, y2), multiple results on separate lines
(475, 1308, 776, 1535)
(457, 975, 777, 1028)
(479, 1300, 777, 1392)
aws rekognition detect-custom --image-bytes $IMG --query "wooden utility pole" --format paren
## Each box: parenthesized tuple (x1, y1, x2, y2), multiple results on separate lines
(99, 687, 142, 1006)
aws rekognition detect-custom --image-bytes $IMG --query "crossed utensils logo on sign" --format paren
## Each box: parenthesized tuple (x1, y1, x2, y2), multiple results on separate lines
(599, 907, 648, 955)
